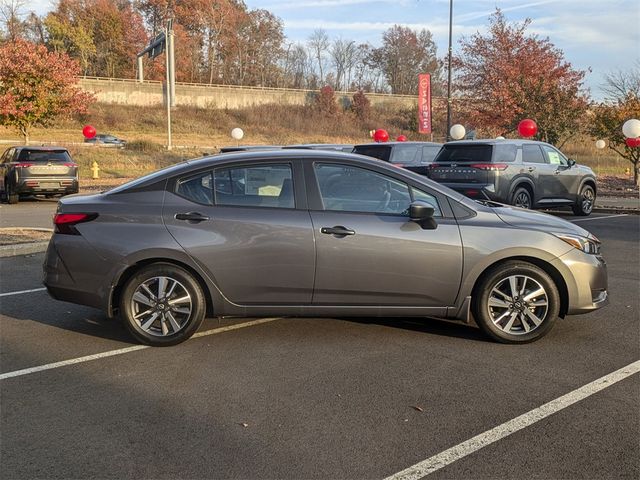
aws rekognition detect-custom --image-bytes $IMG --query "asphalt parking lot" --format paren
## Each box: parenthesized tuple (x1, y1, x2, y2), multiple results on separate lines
(1, 213, 638, 479)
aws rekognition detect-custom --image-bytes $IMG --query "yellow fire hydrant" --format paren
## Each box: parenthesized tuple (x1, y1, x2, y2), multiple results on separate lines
(91, 161, 100, 179)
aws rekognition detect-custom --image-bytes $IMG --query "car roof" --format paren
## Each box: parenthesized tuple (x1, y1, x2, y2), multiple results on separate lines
(354, 141, 442, 147)
(442, 139, 549, 146)
(282, 144, 353, 149)
(11, 146, 69, 152)
(108, 148, 462, 199)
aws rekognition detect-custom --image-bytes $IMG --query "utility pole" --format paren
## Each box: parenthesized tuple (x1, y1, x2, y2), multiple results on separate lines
(137, 20, 175, 150)
(446, 0, 453, 142)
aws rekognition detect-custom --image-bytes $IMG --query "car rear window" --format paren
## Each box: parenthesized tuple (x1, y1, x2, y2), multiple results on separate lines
(353, 145, 392, 162)
(17, 150, 71, 163)
(434, 145, 493, 163)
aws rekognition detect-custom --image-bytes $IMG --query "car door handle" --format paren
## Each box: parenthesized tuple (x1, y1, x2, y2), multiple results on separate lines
(321, 226, 355, 236)
(175, 212, 210, 222)
(527, 167, 535, 172)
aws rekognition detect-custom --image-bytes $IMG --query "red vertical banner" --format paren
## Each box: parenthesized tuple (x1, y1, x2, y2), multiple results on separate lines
(418, 74, 432, 134)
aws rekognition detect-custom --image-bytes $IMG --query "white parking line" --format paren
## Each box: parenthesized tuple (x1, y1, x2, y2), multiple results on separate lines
(572, 214, 628, 223)
(384, 359, 640, 480)
(0, 317, 281, 380)
(0, 287, 47, 297)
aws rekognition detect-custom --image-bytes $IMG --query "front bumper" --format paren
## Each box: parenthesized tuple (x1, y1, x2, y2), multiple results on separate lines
(552, 248, 609, 315)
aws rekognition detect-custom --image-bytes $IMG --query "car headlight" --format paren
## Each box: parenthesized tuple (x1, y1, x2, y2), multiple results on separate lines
(552, 232, 601, 254)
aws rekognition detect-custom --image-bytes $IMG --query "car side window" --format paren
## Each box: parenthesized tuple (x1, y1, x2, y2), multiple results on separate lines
(410, 187, 442, 217)
(522, 145, 547, 164)
(214, 164, 294, 209)
(314, 163, 411, 214)
(176, 171, 214, 205)
(540, 145, 568, 166)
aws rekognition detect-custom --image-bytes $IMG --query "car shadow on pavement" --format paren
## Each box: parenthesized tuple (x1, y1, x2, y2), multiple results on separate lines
(0, 297, 135, 344)
(343, 316, 489, 342)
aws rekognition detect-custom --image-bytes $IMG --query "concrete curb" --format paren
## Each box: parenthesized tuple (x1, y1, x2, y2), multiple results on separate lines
(0, 228, 52, 258)
(0, 241, 49, 258)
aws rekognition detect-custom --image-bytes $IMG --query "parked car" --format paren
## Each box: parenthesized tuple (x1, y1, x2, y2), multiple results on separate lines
(0, 146, 79, 204)
(44, 150, 608, 346)
(353, 141, 442, 176)
(84, 134, 127, 146)
(283, 144, 354, 153)
(427, 139, 597, 216)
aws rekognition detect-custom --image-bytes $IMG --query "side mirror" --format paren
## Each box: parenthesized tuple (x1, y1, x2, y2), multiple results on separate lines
(567, 158, 576, 167)
(409, 201, 437, 230)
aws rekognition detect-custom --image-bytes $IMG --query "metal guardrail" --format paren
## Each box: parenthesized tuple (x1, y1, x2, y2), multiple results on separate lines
(78, 76, 419, 99)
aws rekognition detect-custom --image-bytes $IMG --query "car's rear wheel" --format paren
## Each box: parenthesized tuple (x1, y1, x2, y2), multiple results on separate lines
(511, 186, 532, 209)
(5, 180, 18, 204)
(119, 263, 206, 346)
(572, 184, 595, 216)
(472, 261, 559, 343)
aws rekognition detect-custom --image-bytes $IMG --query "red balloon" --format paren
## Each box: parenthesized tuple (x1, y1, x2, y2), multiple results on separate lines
(82, 125, 96, 139)
(625, 137, 640, 148)
(396, 135, 407, 142)
(517, 119, 537, 138)
(373, 129, 389, 143)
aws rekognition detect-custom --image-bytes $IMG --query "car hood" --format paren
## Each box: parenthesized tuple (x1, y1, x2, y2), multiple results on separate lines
(492, 205, 593, 238)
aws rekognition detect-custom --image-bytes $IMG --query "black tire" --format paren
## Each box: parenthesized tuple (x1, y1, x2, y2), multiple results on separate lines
(572, 184, 595, 216)
(6, 180, 18, 204)
(511, 186, 532, 209)
(119, 263, 206, 346)
(472, 261, 560, 344)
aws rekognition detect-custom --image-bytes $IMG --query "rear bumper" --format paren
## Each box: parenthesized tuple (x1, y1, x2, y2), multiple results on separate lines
(551, 249, 609, 315)
(438, 182, 498, 200)
(16, 178, 78, 195)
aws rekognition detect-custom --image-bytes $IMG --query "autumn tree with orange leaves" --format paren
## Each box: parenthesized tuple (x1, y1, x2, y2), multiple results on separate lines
(454, 10, 589, 145)
(0, 40, 95, 143)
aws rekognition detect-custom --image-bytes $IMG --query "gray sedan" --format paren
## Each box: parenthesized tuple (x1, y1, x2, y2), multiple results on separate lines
(43, 150, 608, 346)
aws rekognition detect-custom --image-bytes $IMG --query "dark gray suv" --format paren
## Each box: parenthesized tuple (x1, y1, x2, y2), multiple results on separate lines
(428, 140, 597, 216)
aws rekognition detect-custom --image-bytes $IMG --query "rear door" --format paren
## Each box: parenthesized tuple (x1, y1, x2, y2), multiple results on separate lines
(307, 161, 463, 307)
(520, 144, 548, 199)
(163, 160, 316, 305)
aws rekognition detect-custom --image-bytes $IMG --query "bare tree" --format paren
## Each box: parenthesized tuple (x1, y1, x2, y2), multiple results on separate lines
(330, 38, 357, 91)
(601, 62, 640, 102)
(307, 29, 329, 84)
(0, 0, 26, 41)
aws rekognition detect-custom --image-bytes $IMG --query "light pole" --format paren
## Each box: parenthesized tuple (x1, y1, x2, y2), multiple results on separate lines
(446, 0, 453, 141)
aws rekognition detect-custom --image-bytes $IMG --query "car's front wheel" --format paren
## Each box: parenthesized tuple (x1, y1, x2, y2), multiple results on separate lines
(119, 263, 206, 346)
(572, 184, 595, 216)
(4, 180, 18, 204)
(472, 261, 560, 343)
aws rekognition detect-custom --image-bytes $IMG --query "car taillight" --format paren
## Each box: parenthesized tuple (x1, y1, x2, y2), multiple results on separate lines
(470, 163, 508, 171)
(14, 162, 33, 167)
(54, 213, 98, 235)
(63, 163, 77, 167)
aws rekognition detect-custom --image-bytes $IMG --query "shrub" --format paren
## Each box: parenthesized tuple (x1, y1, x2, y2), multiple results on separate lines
(351, 90, 371, 122)
(315, 85, 339, 116)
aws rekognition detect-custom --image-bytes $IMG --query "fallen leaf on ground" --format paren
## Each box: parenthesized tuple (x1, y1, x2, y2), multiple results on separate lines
(411, 406, 424, 412)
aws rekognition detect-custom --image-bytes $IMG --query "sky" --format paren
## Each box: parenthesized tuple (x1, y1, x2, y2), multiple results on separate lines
(28, 0, 640, 99)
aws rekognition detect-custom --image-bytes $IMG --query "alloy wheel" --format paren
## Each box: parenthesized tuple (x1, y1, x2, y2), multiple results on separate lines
(487, 275, 549, 335)
(514, 190, 531, 209)
(581, 188, 594, 214)
(130, 276, 193, 337)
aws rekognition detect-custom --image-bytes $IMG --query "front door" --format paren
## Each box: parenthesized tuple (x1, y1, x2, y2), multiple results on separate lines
(163, 162, 315, 305)
(309, 163, 463, 306)
(540, 144, 580, 202)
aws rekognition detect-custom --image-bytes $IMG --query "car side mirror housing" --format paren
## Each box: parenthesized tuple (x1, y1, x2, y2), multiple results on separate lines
(567, 158, 576, 167)
(409, 201, 437, 229)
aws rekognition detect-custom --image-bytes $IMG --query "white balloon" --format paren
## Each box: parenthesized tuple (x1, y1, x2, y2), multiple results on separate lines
(622, 119, 640, 139)
(450, 124, 466, 140)
(495, 136, 505, 140)
(231, 127, 244, 140)
(595, 139, 606, 149)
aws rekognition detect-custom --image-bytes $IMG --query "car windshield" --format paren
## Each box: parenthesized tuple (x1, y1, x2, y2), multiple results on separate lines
(108, 160, 191, 193)
(18, 150, 71, 163)
(434, 144, 493, 163)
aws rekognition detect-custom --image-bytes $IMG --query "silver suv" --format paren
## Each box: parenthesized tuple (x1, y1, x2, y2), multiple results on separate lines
(428, 140, 597, 216)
